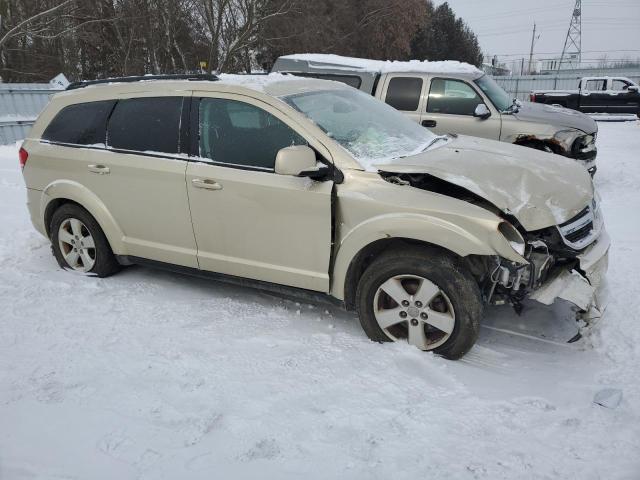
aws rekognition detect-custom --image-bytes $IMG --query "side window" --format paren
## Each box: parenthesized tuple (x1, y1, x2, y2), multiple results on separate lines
(107, 97, 183, 154)
(199, 98, 307, 170)
(42, 100, 115, 145)
(384, 77, 423, 111)
(611, 79, 631, 91)
(584, 80, 605, 91)
(427, 78, 483, 116)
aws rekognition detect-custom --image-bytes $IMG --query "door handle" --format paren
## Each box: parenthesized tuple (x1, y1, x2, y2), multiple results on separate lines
(88, 164, 110, 174)
(192, 178, 223, 190)
(422, 120, 437, 128)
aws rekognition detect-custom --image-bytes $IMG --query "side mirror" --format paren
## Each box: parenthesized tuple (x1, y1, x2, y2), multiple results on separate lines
(627, 85, 639, 93)
(275, 145, 320, 177)
(474, 103, 491, 119)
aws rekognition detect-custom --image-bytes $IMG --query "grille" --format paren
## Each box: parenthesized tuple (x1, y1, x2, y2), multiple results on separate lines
(557, 204, 598, 250)
(564, 220, 593, 243)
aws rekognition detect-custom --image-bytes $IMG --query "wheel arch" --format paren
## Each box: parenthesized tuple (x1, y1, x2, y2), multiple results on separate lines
(41, 180, 126, 254)
(513, 136, 566, 155)
(331, 213, 509, 308)
(341, 237, 470, 311)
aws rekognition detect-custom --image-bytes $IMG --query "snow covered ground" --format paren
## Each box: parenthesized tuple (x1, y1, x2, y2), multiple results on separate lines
(1, 122, 639, 479)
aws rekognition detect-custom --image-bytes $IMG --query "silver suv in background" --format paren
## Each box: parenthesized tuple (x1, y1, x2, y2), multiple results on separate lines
(272, 54, 599, 175)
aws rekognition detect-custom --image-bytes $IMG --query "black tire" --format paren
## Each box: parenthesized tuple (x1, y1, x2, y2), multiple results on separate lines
(50, 203, 121, 277)
(355, 247, 483, 360)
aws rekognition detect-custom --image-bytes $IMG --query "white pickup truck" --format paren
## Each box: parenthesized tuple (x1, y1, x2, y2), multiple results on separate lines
(272, 54, 599, 175)
(531, 76, 640, 115)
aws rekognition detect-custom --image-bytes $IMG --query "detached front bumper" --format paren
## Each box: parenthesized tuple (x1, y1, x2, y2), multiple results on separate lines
(529, 228, 610, 313)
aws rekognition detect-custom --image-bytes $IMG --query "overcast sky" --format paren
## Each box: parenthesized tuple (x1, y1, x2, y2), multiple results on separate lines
(434, 0, 640, 68)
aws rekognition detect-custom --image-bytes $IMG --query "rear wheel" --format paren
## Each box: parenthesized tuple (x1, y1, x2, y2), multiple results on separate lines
(50, 204, 121, 277)
(355, 248, 482, 359)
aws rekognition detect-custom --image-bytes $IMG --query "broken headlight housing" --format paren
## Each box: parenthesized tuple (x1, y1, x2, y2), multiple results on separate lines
(498, 221, 526, 256)
(572, 133, 597, 157)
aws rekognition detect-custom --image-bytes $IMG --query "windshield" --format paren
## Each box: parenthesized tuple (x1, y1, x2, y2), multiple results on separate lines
(474, 75, 512, 112)
(283, 88, 439, 170)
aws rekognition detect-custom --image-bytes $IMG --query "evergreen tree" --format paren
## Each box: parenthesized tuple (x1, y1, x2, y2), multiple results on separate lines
(411, 2, 483, 66)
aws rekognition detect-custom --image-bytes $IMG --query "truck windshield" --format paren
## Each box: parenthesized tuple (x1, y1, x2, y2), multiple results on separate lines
(283, 88, 438, 170)
(474, 75, 512, 112)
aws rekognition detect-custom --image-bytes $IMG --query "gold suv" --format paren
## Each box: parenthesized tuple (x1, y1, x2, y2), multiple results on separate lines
(20, 74, 609, 359)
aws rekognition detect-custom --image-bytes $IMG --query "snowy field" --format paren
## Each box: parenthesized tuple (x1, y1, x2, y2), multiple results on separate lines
(1, 122, 639, 479)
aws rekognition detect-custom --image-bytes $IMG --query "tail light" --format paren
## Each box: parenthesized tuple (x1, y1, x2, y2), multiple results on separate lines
(19, 147, 28, 170)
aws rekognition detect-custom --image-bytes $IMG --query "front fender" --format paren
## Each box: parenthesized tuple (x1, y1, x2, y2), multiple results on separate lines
(41, 179, 126, 254)
(330, 213, 525, 300)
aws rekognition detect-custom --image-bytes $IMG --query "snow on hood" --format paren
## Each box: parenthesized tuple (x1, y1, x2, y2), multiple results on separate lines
(513, 102, 597, 135)
(278, 54, 482, 76)
(374, 135, 594, 231)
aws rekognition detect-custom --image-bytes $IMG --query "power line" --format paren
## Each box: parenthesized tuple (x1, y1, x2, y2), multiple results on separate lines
(489, 49, 640, 57)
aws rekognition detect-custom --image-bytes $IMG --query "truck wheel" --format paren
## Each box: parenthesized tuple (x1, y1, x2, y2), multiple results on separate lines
(50, 203, 121, 277)
(355, 248, 482, 359)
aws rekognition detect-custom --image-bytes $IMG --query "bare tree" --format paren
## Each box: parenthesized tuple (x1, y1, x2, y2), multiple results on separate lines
(193, 0, 295, 73)
(0, 0, 74, 50)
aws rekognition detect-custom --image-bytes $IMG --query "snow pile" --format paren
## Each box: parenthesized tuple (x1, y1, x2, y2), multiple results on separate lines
(217, 72, 306, 92)
(1, 123, 640, 478)
(279, 53, 483, 76)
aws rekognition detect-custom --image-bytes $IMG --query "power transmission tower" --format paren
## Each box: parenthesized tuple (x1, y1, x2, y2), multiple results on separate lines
(557, 0, 582, 72)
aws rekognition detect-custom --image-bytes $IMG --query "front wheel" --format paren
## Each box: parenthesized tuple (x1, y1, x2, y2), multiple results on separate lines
(355, 248, 483, 359)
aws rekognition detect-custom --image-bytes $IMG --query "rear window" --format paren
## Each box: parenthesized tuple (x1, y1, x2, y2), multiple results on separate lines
(289, 72, 362, 89)
(384, 77, 423, 111)
(107, 97, 183, 154)
(42, 100, 115, 145)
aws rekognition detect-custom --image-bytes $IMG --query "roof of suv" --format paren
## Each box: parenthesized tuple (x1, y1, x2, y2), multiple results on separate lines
(275, 54, 484, 78)
(52, 73, 349, 104)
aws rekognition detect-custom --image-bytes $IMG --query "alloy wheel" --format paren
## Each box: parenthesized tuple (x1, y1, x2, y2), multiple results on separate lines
(57, 218, 96, 272)
(373, 274, 456, 350)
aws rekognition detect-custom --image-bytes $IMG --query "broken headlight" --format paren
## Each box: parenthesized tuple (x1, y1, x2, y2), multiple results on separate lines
(572, 133, 597, 156)
(498, 221, 526, 256)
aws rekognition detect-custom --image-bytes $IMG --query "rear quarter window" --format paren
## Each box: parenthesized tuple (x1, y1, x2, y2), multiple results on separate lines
(42, 100, 115, 145)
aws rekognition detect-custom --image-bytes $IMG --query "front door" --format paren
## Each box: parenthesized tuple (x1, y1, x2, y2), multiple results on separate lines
(607, 78, 640, 114)
(186, 95, 333, 292)
(421, 77, 501, 140)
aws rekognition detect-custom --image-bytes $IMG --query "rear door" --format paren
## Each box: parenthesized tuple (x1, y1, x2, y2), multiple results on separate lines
(421, 77, 501, 139)
(579, 78, 609, 113)
(185, 93, 333, 291)
(84, 94, 198, 267)
(379, 74, 427, 124)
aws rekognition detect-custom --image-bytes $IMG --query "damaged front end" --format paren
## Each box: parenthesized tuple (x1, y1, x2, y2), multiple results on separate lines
(488, 210, 609, 317)
(480, 194, 609, 319)
(381, 171, 609, 318)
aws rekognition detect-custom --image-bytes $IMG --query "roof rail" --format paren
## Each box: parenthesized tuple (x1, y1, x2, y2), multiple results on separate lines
(66, 74, 219, 90)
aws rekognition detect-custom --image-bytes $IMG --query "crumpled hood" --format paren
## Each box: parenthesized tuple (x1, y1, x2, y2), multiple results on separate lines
(512, 101, 597, 134)
(374, 135, 594, 231)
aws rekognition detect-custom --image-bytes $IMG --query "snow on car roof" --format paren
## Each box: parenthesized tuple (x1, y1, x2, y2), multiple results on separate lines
(278, 53, 483, 76)
(217, 73, 349, 96)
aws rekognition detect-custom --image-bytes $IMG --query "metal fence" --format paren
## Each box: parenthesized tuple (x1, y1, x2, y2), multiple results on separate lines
(492, 70, 640, 101)
(0, 83, 62, 145)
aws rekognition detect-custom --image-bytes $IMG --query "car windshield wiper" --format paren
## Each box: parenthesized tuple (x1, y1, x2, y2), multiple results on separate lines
(421, 135, 449, 152)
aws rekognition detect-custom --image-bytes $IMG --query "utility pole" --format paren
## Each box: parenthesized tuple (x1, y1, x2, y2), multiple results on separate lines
(558, 0, 582, 72)
(527, 22, 537, 75)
